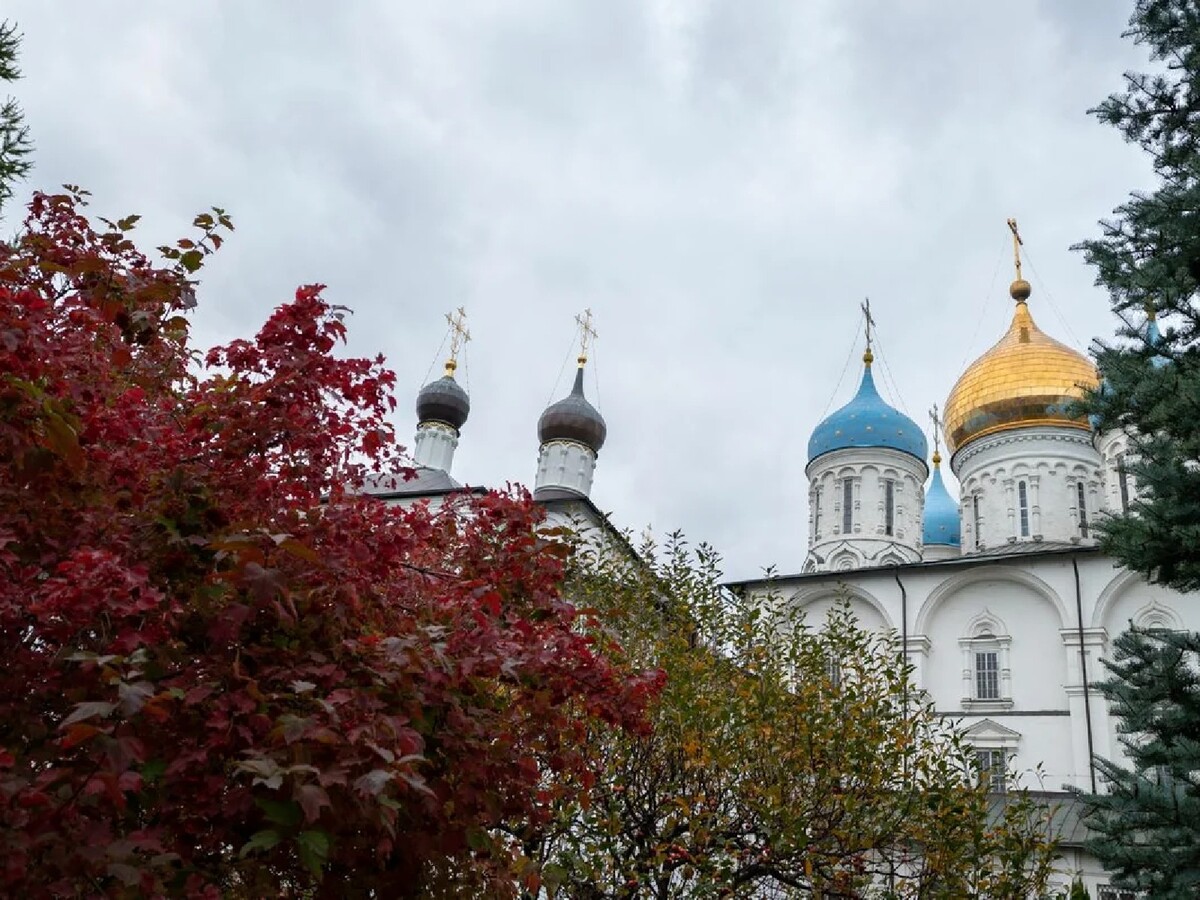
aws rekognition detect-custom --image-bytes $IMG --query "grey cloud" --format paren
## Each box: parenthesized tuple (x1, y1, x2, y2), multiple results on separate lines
(6, 0, 1155, 579)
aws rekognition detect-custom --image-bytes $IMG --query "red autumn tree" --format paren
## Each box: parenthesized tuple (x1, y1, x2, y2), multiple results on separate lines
(0, 189, 661, 897)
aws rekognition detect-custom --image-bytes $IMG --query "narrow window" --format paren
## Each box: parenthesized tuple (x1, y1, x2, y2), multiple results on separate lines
(842, 479, 853, 534)
(975, 650, 999, 700)
(826, 655, 842, 690)
(813, 486, 822, 535)
(884, 479, 895, 536)
(1077, 482, 1089, 538)
(972, 495, 982, 549)
(1017, 480, 1029, 538)
(975, 749, 1007, 793)
(1117, 455, 1130, 513)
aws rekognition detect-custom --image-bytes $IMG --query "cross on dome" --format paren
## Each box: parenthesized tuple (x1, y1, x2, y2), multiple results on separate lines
(861, 297, 875, 363)
(576, 308, 598, 367)
(929, 403, 943, 466)
(444, 306, 470, 376)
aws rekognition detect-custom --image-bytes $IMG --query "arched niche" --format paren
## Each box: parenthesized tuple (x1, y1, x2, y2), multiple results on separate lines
(915, 566, 1070, 634)
(789, 583, 893, 632)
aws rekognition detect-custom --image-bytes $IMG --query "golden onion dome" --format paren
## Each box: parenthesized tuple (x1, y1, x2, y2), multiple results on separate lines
(943, 280, 1098, 455)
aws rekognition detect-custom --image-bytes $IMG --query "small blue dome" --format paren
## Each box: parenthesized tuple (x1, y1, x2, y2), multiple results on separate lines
(1091, 318, 1169, 430)
(807, 361, 928, 465)
(1147, 318, 1170, 369)
(923, 463, 960, 547)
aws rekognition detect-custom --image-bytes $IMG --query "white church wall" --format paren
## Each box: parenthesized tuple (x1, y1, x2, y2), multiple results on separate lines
(742, 550, 1200, 798)
(535, 439, 597, 496)
(953, 426, 1102, 550)
(919, 576, 1067, 713)
(805, 447, 927, 571)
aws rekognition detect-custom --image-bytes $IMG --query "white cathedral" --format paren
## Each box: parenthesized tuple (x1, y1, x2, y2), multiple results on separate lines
(369, 238, 1189, 896)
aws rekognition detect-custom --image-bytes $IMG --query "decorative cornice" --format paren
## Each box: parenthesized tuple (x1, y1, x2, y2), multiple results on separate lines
(952, 427, 1096, 472)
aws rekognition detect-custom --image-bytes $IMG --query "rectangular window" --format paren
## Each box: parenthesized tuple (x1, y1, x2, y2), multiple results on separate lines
(1077, 482, 1089, 538)
(975, 749, 1007, 793)
(826, 655, 842, 690)
(884, 480, 895, 536)
(842, 479, 853, 534)
(1117, 455, 1130, 513)
(1017, 480, 1029, 538)
(975, 651, 999, 700)
(972, 495, 982, 549)
(813, 486, 822, 535)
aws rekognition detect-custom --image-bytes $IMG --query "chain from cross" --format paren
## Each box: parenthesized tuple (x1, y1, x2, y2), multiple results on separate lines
(576, 308, 598, 363)
(928, 403, 943, 457)
(444, 307, 470, 372)
(860, 297, 875, 350)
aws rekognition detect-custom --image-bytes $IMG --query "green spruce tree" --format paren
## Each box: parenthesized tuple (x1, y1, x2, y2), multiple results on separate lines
(1076, 4, 1200, 895)
(1077, 0, 1200, 591)
(1080, 628, 1200, 897)
(0, 20, 32, 216)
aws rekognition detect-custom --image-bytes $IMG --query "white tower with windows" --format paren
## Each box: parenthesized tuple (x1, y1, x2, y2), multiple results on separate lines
(805, 303, 929, 571)
(534, 310, 607, 499)
(943, 222, 1102, 552)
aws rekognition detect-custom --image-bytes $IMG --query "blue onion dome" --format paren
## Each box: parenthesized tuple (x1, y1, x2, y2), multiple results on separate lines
(1147, 316, 1170, 370)
(538, 365, 607, 452)
(416, 362, 470, 431)
(923, 452, 961, 547)
(807, 351, 928, 465)
(1090, 314, 1168, 430)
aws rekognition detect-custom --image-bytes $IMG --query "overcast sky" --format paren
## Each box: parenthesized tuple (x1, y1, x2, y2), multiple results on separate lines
(8, 1, 1156, 579)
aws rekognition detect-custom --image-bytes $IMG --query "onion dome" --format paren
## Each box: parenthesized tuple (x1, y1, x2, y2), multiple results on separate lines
(538, 366, 607, 452)
(922, 451, 960, 547)
(416, 362, 470, 431)
(1147, 316, 1171, 370)
(943, 280, 1098, 455)
(807, 350, 928, 465)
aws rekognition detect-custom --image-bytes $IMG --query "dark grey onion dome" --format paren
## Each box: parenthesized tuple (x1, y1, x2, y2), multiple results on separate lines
(538, 367, 606, 452)
(416, 370, 470, 431)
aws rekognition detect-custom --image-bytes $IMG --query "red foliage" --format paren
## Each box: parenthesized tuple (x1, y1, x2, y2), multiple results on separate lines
(0, 190, 662, 896)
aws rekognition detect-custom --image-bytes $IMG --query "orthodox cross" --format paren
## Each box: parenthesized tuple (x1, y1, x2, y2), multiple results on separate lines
(1006, 217, 1024, 281)
(444, 306, 470, 375)
(576, 308, 598, 365)
(860, 297, 875, 351)
(929, 403, 943, 462)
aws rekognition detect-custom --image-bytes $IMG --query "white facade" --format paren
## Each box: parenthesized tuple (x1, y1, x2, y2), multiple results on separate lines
(535, 439, 598, 497)
(736, 544, 1196, 894)
(805, 447, 927, 571)
(951, 425, 1103, 551)
(411, 421, 460, 472)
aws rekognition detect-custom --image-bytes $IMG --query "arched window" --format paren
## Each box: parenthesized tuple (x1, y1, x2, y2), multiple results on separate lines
(960, 613, 1013, 709)
(813, 486, 822, 536)
(972, 494, 983, 549)
(1116, 454, 1130, 513)
(842, 478, 854, 533)
(1017, 480, 1030, 538)
(884, 479, 896, 536)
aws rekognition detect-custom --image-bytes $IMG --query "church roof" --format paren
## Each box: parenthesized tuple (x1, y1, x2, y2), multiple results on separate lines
(538, 366, 607, 452)
(360, 467, 480, 499)
(807, 355, 928, 465)
(724, 542, 1100, 589)
(416, 371, 470, 430)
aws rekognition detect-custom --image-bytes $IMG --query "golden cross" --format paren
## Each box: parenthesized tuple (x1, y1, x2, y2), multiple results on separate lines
(1006, 218, 1024, 281)
(860, 297, 875, 350)
(576, 308, 598, 365)
(928, 403, 943, 459)
(444, 306, 470, 374)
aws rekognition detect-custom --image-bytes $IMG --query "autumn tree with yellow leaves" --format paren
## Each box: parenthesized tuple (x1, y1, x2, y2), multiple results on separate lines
(508, 532, 1058, 899)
